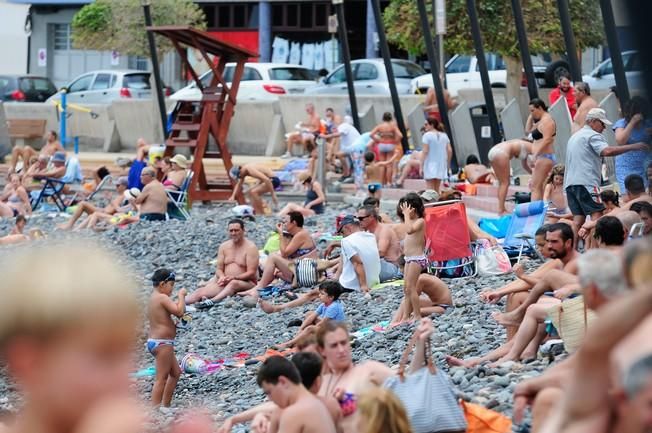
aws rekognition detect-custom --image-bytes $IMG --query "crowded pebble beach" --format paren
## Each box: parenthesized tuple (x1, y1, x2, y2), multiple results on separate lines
(0, 203, 551, 431)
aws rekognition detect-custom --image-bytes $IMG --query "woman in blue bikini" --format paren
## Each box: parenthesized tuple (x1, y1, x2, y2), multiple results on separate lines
(526, 98, 557, 202)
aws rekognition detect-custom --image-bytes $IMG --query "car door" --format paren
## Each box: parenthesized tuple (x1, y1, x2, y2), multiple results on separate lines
(310, 65, 355, 95)
(266, 67, 317, 96)
(84, 72, 113, 103)
(65, 73, 95, 104)
(445, 55, 474, 95)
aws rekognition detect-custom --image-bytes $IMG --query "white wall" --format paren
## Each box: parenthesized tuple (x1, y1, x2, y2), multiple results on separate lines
(0, 1, 29, 75)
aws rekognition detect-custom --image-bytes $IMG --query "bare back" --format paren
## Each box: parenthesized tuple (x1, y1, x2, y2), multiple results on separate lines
(365, 163, 384, 184)
(373, 122, 399, 144)
(573, 97, 599, 132)
(280, 393, 337, 433)
(374, 223, 401, 263)
(140, 181, 168, 214)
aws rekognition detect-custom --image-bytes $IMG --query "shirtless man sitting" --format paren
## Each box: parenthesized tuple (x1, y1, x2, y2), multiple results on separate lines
(58, 176, 130, 230)
(186, 219, 259, 310)
(392, 270, 452, 323)
(356, 205, 402, 282)
(130, 167, 168, 222)
(229, 164, 280, 215)
(256, 356, 337, 433)
(571, 82, 599, 133)
(283, 103, 321, 159)
(11, 130, 64, 173)
(241, 211, 317, 300)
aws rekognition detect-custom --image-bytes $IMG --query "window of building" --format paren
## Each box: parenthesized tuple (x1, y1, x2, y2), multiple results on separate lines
(212, 3, 255, 30)
(201, 5, 217, 28)
(128, 56, 149, 71)
(53, 24, 71, 51)
(271, 3, 331, 31)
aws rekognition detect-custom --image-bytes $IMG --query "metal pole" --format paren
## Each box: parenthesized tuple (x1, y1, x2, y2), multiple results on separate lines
(60, 91, 67, 148)
(600, 0, 630, 103)
(466, 0, 501, 144)
(317, 136, 326, 188)
(416, 0, 455, 162)
(624, 0, 651, 102)
(333, 0, 360, 131)
(556, 0, 581, 82)
(142, 1, 169, 140)
(369, 0, 409, 153)
(510, 0, 538, 99)
(258, 1, 272, 62)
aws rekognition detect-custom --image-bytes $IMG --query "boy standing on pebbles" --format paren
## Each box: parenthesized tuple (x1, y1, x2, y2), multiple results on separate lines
(147, 268, 186, 408)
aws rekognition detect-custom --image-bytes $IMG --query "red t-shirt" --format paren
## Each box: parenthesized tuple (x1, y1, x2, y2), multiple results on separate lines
(549, 87, 577, 119)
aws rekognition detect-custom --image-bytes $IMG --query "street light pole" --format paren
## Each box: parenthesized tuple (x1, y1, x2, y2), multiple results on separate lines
(599, 0, 630, 103)
(142, 0, 169, 141)
(556, 0, 582, 82)
(510, 0, 538, 100)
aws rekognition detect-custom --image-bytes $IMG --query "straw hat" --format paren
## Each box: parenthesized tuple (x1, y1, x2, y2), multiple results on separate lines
(170, 154, 189, 169)
(547, 295, 597, 353)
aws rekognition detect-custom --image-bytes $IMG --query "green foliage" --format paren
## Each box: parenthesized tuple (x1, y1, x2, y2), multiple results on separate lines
(72, 0, 206, 58)
(383, 0, 603, 58)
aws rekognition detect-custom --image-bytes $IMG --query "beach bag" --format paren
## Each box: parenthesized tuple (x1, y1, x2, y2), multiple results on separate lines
(294, 258, 319, 288)
(383, 332, 467, 433)
(461, 401, 512, 433)
(476, 240, 511, 276)
(430, 256, 475, 278)
(263, 232, 280, 254)
(547, 295, 597, 354)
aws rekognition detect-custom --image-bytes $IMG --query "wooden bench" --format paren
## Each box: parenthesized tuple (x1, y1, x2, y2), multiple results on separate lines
(7, 119, 47, 147)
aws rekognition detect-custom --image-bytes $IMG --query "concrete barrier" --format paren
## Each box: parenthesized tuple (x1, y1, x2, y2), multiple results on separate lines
(0, 102, 11, 159)
(357, 104, 376, 134)
(449, 101, 479, 166)
(599, 93, 619, 183)
(64, 103, 114, 150)
(548, 97, 572, 164)
(3, 102, 59, 148)
(228, 100, 283, 156)
(112, 100, 162, 149)
(406, 103, 424, 150)
(501, 98, 527, 175)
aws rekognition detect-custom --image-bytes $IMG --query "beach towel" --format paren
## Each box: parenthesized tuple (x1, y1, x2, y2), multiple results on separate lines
(272, 36, 289, 63)
(314, 42, 325, 71)
(301, 43, 315, 69)
(289, 42, 301, 65)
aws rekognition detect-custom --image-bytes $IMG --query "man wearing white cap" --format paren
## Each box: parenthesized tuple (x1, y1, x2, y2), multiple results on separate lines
(58, 176, 131, 230)
(564, 108, 648, 227)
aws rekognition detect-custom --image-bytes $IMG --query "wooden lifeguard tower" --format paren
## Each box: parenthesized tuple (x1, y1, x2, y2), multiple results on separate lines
(146, 26, 257, 203)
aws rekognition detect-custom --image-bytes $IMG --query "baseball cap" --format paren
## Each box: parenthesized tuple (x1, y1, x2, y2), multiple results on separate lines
(336, 214, 359, 233)
(586, 108, 613, 126)
(420, 190, 440, 203)
(229, 165, 241, 180)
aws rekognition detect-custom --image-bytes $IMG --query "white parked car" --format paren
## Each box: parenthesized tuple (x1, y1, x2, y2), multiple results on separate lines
(410, 54, 570, 97)
(170, 63, 318, 102)
(46, 70, 169, 105)
(304, 59, 425, 96)
(582, 50, 644, 93)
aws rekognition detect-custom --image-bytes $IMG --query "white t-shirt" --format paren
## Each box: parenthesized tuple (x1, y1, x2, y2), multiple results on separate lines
(337, 122, 362, 154)
(422, 130, 449, 180)
(339, 231, 380, 291)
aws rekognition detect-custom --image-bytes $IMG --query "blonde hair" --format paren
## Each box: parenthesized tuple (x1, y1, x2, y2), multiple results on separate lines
(0, 241, 140, 347)
(358, 388, 413, 433)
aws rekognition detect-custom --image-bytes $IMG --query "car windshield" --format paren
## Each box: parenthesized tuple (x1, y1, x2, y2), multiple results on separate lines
(446, 56, 472, 73)
(123, 74, 151, 89)
(269, 67, 314, 81)
(392, 62, 425, 79)
(20, 78, 55, 92)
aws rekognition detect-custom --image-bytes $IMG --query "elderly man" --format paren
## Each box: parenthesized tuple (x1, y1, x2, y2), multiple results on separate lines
(130, 167, 168, 221)
(229, 163, 280, 215)
(283, 103, 321, 158)
(565, 108, 648, 228)
(572, 82, 599, 133)
(335, 215, 380, 293)
(187, 219, 259, 310)
(58, 176, 130, 230)
(356, 205, 402, 282)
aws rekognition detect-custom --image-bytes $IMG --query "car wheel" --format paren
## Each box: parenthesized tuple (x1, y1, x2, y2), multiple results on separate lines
(544, 60, 570, 87)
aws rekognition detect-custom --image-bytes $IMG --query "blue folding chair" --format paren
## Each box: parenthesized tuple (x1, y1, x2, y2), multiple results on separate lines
(30, 157, 83, 212)
(501, 200, 548, 261)
(166, 170, 194, 220)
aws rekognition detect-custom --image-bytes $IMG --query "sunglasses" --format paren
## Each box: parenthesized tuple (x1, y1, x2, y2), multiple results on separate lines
(357, 215, 371, 220)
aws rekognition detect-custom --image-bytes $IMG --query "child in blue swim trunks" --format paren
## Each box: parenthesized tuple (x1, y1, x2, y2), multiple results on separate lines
(147, 268, 186, 407)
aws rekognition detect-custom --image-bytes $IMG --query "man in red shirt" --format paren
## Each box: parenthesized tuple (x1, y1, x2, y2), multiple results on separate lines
(548, 75, 577, 119)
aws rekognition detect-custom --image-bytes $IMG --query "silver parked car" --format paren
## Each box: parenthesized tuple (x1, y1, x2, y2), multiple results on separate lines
(47, 70, 170, 105)
(304, 59, 426, 95)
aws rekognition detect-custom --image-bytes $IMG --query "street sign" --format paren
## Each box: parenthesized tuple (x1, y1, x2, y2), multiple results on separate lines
(111, 50, 120, 66)
(435, 0, 446, 35)
(37, 48, 47, 67)
(328, 14, 338, 33)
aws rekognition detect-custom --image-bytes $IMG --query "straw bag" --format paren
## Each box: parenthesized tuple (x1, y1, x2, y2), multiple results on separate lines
(547, 295, 597, 354)
(383, 332, 467, 433)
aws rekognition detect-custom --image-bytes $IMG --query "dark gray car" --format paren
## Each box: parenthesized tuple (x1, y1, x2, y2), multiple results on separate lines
(0, 75, 57, 102)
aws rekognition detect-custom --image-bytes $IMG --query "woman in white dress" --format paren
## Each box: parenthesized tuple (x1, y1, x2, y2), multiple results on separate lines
(420, 117, 451, 193)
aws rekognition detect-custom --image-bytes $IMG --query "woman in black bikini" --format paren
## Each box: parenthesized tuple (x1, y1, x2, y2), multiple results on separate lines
(526, 99, 557, 202)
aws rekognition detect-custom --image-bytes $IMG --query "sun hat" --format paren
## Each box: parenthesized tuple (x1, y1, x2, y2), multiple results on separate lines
(124, 187, 141, 200)
(420, 190, 440, 203)
(52, 152, 66, 164)
(170, 154, 189, 169)
(586, 108, 613, 126)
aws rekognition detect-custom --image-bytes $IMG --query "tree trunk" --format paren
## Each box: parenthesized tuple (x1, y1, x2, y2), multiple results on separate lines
(505, 56, 522, 104)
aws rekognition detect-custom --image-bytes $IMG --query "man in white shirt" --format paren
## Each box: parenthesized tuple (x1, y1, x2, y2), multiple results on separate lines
(321, 116, 361, 180)
(335, 215, 380, 293)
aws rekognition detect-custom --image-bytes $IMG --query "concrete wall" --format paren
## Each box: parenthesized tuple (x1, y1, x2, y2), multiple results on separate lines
(3, 102, 59, 148)
(0, 1, 29, 75)
(501, 98, 527, 175)
(449, 101, 479, 166)
(548, 97, 573, 164)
